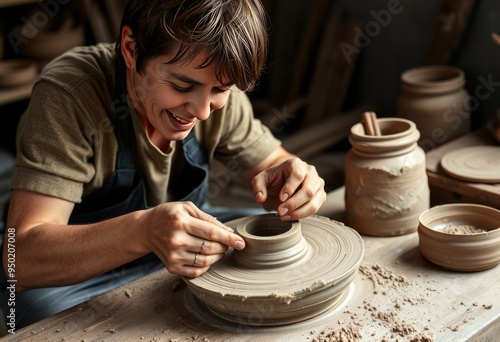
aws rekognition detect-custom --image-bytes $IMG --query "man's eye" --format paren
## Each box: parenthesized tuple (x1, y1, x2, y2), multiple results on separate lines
(172, 84, 193, 92)
(214, 87, 231, 94)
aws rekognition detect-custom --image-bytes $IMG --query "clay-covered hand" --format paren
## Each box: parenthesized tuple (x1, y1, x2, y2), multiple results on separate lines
(252, 157, 326, 221)
(143, 201, 245, 277)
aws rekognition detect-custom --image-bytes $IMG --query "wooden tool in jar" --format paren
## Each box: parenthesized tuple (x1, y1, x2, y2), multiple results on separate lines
(362, 111, 381, 136)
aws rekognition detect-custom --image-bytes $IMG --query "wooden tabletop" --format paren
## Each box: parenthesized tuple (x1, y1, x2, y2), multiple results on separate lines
(5, 188, 500, 341)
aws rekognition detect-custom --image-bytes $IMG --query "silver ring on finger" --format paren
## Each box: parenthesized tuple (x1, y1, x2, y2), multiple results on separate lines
(193, 253, 200, 266)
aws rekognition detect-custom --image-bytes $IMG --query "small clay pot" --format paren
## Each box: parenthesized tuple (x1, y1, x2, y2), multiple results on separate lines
(418, 203, 500, 272)
(397, 65, 470, 151)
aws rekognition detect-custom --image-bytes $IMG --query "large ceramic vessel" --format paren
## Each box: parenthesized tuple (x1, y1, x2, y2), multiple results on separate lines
(397, 65, 470, 151)
(345, 118, 430, 236)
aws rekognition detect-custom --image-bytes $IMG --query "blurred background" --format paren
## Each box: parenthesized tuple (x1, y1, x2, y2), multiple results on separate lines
(0, 0, 499, 195)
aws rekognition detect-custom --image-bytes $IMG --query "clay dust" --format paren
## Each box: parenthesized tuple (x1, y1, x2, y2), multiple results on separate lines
(312, 263, 433, 342)
(442, 224, 487, 234)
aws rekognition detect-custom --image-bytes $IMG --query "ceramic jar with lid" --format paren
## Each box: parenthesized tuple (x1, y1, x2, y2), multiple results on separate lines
(344, 118, 430, 236)
(397, 65, 470, 151)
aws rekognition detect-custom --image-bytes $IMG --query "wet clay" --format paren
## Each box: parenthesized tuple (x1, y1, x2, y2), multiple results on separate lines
(183, 214, 365, 326)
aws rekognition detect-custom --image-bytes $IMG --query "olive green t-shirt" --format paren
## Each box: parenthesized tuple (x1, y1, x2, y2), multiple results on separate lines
(11, 43, 280, 206)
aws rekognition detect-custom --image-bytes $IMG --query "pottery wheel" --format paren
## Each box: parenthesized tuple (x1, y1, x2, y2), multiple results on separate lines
(183, 214, 364, 326)
(440, 146, 500, 183)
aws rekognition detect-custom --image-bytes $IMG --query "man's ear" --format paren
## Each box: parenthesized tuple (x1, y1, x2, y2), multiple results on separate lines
(121, 25, 136, 69)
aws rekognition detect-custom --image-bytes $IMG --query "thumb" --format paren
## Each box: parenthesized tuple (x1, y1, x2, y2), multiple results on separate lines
(252, 172, 268, 204)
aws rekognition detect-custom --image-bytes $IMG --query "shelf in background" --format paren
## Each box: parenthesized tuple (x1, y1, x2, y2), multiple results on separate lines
(0, 82, 32, 105)
(0, 0, 38, 8)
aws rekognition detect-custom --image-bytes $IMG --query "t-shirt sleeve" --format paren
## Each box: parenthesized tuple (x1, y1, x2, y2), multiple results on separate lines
(11, 81, 97, 203)
(209, 89, 281, 171)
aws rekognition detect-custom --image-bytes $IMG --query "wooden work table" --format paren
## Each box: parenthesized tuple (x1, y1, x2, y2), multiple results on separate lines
(4, 188, 500, 341)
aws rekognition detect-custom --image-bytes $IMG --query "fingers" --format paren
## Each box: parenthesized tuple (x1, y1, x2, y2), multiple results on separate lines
(252, 158, 327, 221)
(171, 238, 227, 278)
(278, 183, 326, 221)
(187, 205, 234, 233)
(188, 238, 228, 255)
(188, 223, 246, 251)
(191, 251, 220, 267)
(252, 173, 268, 203)
(183, 206, 246, 251)
(153, 201, 246, 278)
(167, 251, 224, 278)
(279, 165, 326, 221)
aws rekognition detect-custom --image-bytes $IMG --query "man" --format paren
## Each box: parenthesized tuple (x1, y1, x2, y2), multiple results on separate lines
(1, 0, 326, 329)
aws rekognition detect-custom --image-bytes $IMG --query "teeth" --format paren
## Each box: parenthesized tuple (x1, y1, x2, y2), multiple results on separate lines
(171, 113, 189, 124)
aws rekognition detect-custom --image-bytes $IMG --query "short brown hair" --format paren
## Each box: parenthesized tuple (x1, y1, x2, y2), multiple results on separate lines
(116, 0, 268, 91)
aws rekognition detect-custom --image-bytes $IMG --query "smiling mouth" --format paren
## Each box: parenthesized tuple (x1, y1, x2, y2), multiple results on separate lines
(170, 112, 193, 125)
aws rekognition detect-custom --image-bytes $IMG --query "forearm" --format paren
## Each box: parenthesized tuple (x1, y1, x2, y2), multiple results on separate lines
(7, 209, 150, 291)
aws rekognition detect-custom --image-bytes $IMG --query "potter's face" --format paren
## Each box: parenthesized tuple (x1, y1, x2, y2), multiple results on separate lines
(127, 49, 233, 142)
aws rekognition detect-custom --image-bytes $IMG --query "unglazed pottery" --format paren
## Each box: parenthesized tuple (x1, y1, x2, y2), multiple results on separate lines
(440, 146, 500, 183)
(397, 65, 470, 151)
(418, 203, 500, 272)
(0, 59, 37, 87)
(345, 118, 430, 236)
(183, 214, 364, 326)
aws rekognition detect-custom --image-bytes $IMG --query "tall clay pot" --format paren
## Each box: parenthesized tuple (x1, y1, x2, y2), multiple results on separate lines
(397, 65, 470, 151)
(344, 118, 430, 236)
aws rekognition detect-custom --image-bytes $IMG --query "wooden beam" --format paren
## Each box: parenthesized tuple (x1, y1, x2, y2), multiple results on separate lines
(286, 0, 330, 102)
(324, 18, 363, 121)
(303, 6, 343, 127)
(423, 0, 477, 65)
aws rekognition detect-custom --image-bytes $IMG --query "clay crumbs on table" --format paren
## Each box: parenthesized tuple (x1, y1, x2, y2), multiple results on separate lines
(312, 264, 435, 342)
(312, 324, 362, 342)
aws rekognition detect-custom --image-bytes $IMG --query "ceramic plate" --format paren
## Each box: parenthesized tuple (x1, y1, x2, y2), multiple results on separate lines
(441, 146, 500, 183)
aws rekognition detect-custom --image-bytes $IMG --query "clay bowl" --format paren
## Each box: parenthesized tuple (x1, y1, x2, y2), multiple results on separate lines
(418, 203, 500, 272)
(0, 59, 38, 88)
